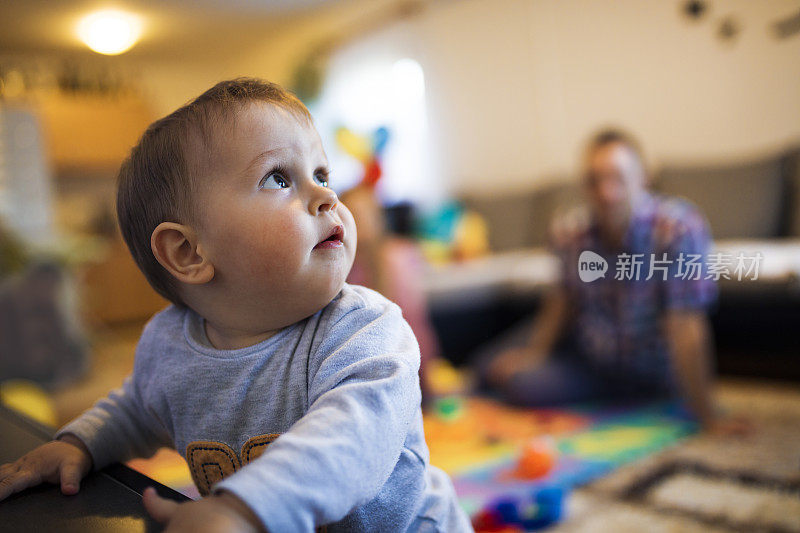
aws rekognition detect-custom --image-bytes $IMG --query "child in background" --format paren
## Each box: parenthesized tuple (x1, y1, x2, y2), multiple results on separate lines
(0, 78, 472, 532)
(341, 185, 442, 404)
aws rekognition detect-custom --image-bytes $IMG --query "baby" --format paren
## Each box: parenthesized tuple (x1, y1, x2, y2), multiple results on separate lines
(0, 78, 472, 532)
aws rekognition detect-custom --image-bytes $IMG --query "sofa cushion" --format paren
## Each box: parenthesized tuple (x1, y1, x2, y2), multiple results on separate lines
(656, 157, 785, 239)
(463, 181, 582, 251)
(462, 190, 539, 251)
(783, 148, 800, 237)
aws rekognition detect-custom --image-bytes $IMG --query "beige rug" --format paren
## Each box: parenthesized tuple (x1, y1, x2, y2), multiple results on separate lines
(554, 379, 800, 532)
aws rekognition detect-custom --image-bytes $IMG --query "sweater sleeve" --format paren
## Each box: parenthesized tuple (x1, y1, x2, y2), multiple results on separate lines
(214, 300, 421, 532)
(54, 336, 173, 470)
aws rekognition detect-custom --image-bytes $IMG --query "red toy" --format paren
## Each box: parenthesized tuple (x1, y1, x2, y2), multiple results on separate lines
(512, 437, 557, 480)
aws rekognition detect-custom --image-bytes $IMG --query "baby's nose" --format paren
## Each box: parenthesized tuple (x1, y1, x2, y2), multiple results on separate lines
(310, 185, 339, 214)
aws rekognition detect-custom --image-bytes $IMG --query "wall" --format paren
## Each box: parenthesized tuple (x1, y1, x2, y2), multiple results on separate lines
(8, 0, 798, 199)
(414, 0, 800, 195)
(206, 0, 799, 197)
(132, 0, 404, 117)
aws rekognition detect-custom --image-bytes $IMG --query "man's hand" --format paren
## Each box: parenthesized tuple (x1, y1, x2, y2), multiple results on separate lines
(0, 434, 92, 501)
(664, 311, 715, 426)
(143, 487, 265, 533)
(704, 414, 753, 437)
(487, 347, 546, 387)
(486, 289, 568, 389)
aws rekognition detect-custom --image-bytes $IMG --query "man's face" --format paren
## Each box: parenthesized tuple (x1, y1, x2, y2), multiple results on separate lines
(193, 102, 356, 328)
(584, 142, 646, 231)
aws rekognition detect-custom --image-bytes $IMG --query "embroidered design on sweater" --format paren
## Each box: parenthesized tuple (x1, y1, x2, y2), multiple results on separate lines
(186, 434, 279, 496)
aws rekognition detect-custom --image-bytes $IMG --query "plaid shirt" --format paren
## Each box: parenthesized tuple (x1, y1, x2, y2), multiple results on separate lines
(555, 193, 717, 385)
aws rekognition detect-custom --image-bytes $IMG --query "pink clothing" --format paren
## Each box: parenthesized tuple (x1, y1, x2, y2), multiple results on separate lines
(347, 238, 440, 400)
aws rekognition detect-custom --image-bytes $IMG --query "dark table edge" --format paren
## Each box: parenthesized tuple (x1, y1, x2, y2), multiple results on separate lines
(1, 405, 189, 503)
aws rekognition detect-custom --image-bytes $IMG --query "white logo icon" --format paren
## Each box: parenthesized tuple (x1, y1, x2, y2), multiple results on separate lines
(578, 251, 608, 282)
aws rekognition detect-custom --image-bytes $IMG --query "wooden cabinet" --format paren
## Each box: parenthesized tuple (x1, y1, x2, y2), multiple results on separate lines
(35, 93, 165, 324)
(80, 236, 169, 325)
(37, 93, 154, 172)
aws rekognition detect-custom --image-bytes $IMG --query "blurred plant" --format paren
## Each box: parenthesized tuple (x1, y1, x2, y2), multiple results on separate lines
(291, 48, 326, 104)
(0, 221, 29, 278)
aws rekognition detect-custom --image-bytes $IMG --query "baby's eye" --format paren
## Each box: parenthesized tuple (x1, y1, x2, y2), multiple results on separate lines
(259, 172, 289, 190)
(314, 171, 329, 188)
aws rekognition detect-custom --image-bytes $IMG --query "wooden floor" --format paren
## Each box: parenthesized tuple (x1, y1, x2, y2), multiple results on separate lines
(50, 321, 144, 425)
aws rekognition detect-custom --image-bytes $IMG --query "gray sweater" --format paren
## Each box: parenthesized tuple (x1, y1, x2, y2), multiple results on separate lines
(56, 284, 472, 532)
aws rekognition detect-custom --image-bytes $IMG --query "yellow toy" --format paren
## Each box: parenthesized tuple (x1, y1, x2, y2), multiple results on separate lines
(0, 379, 58, 427)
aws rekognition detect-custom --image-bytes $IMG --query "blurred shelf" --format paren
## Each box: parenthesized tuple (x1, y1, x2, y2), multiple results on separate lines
(37, 93, 155, 173)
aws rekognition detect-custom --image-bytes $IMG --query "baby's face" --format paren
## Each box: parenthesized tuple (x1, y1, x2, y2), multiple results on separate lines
(193, 102, 356, 329)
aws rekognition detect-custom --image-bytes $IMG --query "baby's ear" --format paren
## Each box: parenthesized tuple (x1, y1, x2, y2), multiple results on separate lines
(151, 222, 214, 285)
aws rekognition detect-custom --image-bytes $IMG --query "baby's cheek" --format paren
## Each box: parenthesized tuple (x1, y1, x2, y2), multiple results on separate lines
(339, 206, 358, 244)
(247, 227, 306, 277)
(246, 244, 295, 280)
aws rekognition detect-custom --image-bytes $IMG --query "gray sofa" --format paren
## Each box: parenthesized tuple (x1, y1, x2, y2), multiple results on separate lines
(462, 145, 800, 250)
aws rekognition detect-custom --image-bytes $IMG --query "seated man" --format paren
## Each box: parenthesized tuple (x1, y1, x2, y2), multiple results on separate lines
(484, 129, 734, 432)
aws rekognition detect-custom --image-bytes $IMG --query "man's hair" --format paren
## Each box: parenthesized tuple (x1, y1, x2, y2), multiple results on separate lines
(116, 77, 312, 307)
(585, 127, 646, 166)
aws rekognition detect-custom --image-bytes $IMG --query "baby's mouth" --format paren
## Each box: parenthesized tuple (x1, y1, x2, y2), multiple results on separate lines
(313, 225, 344, 250)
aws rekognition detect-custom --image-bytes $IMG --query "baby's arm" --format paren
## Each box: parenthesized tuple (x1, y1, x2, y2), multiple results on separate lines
(54, 372, 173, 471)
(215, 301, 421, 531)
(0, 370, 171, 500)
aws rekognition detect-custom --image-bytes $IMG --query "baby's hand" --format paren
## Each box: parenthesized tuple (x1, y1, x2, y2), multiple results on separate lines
(143, 487, 265, 533)
(0, 434, 93, 501)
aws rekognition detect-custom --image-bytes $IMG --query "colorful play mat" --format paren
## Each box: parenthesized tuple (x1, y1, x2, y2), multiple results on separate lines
(126, 396, 698, 528)
(425, 397, 697, 522)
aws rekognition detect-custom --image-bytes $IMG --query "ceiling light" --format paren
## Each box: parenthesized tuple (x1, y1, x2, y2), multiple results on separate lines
(77, 10, 142, 55)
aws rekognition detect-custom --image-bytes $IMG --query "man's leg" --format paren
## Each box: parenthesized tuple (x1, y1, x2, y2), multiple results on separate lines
(499, 357, 607, 406)
(471, 320, 607, 406)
